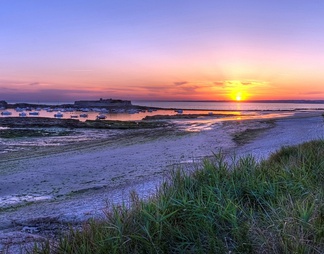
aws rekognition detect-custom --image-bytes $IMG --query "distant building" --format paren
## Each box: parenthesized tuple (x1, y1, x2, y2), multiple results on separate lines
(74, 98, 132, 107)
(0, 100, 8, 109)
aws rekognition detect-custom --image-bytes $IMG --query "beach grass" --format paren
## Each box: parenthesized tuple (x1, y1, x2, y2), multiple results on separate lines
(34, 140, 324, 253)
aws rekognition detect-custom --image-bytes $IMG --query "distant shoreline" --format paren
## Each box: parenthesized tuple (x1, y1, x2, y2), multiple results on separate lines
(5, 99, 324, 103)
(138, 99, 324, 104)
(1, 99, 324, 115)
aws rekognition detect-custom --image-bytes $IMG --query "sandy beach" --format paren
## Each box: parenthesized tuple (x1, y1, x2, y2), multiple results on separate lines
(1, 111, 324, 252)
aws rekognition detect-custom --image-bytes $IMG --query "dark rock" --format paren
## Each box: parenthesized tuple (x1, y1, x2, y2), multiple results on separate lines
(0, 117, 170, 129)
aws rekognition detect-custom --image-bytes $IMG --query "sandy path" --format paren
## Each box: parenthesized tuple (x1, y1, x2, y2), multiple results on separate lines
(0, 112, 324, 252)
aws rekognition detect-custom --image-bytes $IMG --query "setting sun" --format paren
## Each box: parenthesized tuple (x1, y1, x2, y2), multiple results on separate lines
(224, 80, 251, 101)
(229, 90, 248, 101)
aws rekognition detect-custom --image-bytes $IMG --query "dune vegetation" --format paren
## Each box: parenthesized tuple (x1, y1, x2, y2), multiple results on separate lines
(35, 140, 324, 253)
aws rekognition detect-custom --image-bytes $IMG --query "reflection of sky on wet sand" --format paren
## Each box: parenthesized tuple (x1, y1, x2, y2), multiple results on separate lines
(172, 111, 295, 132)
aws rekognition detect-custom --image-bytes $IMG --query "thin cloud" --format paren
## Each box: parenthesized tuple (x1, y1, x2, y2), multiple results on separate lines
(38, 89, 94, 94)
(177, 85, 200, 94)
(213, 81, 224, 86)
(300, 91, 324, 95)
(138, 85, 166, 91)
(28, 82, 39, 86)
(223, 80, 269, 88)
(0, 86, 18, 91)
(0, 80, 25, 86)
(174, 81, 188, 86)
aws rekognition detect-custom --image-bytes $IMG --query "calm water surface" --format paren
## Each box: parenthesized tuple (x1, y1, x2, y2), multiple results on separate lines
(2, 101, 323, 122)
(1, 101, 322, 155)
(133, 101, 324, 111)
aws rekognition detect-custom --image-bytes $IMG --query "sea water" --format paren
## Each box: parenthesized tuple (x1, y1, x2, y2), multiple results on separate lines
(2, 101, 324, 121)
(1, 101, 323, 155)
(133, 100, 324, 111)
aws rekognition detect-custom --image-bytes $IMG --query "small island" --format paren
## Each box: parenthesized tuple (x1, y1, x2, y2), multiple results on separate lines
(74, 98, 132, 107)
(3, 98, 143, 110)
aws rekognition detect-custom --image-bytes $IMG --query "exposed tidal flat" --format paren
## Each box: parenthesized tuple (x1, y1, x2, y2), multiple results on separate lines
(0, 109, 324, 252)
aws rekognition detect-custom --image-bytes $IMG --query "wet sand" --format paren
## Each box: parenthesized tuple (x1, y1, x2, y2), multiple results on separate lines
(1, 111, 324, 252)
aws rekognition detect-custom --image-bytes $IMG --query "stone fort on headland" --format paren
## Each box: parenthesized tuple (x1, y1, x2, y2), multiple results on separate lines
(74, 98, 132, 108)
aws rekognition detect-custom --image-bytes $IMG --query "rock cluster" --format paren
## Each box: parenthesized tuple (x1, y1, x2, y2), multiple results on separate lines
(0, 117, 170, 129)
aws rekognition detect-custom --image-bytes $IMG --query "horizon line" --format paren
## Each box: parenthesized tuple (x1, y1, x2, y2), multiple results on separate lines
(3, 99, 324, 105)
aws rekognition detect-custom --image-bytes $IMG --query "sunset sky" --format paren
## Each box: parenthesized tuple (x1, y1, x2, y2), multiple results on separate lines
(1, 1, 324, 102)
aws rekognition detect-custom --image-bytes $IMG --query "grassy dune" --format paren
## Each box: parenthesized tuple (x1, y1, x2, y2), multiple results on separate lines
(36, 140, 324, 253)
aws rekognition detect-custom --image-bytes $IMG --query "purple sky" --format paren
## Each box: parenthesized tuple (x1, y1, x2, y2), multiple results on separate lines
(1, 1, 324, 102)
